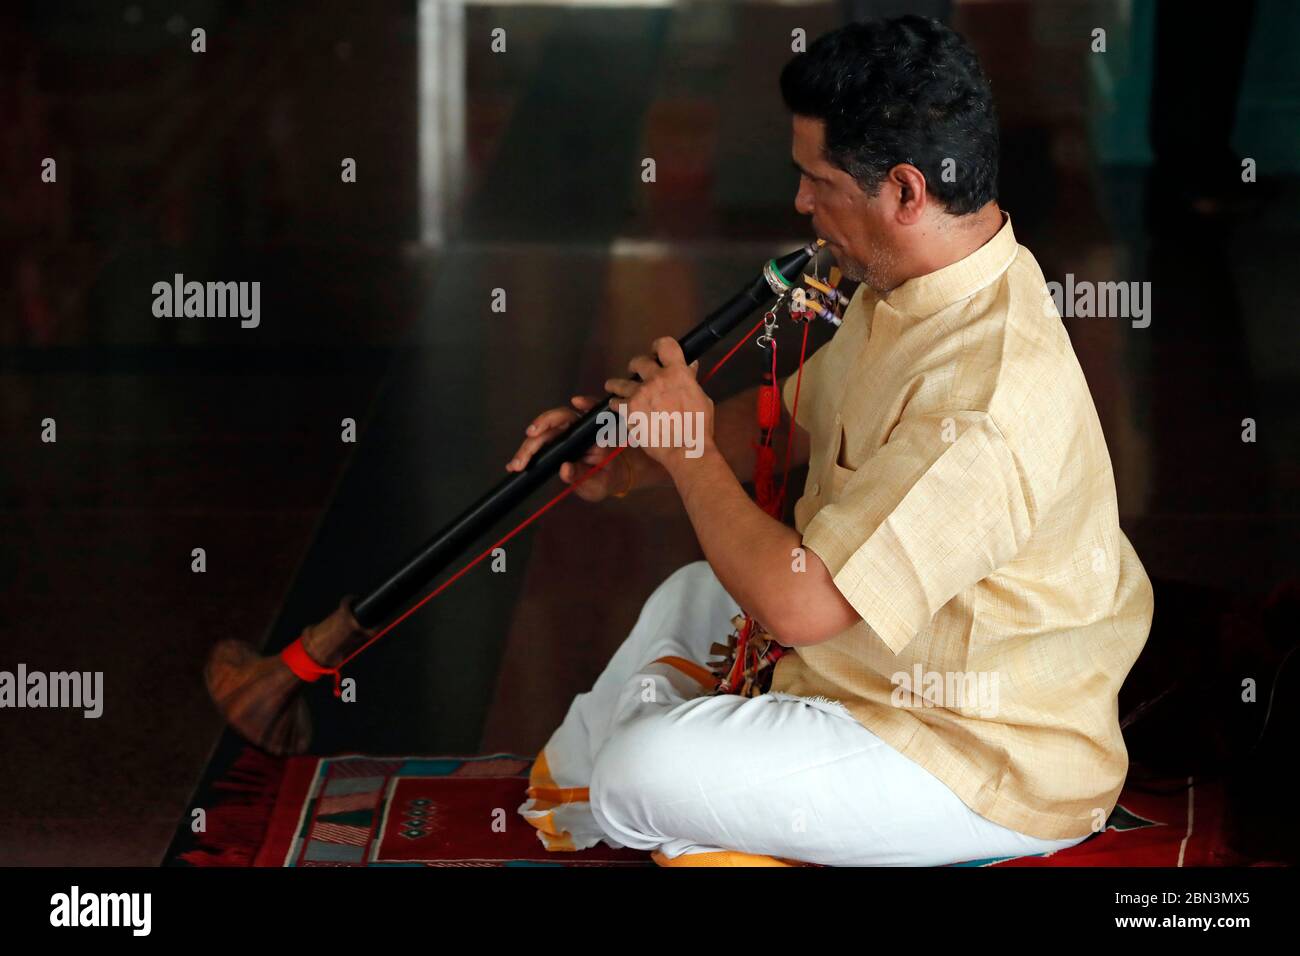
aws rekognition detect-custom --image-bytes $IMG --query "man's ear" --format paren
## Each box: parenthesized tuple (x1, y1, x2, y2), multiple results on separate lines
(889, 163, 928, 225)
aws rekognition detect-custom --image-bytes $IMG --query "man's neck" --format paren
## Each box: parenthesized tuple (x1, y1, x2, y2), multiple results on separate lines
(888, 202, 1004, 291)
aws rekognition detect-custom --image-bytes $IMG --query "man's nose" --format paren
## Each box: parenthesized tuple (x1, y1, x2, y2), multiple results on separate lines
(794, 179, 814, 216)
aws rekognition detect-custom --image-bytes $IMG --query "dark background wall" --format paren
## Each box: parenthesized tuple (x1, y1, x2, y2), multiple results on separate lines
(1, 0, 1296, 865)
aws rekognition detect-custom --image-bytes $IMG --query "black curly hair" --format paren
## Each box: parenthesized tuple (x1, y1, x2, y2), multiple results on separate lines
(780, 16, 999, 216)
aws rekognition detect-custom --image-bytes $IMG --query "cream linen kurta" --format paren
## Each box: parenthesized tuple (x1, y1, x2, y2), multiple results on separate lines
(775, 213, 1154, 840)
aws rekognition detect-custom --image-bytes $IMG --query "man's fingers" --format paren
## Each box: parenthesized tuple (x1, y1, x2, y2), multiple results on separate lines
(507, 390, 628, 484)
(574, 481, 606, 502)
(510, 431, 554, 465)
(526, 407, 578, 436)
(560, 459, 609, 500)
(627, 354, 660, 382)
(507, 423, 572, 471)
(652, 336, 687, 368)
(508, 403, 591, 471)
(604, 377, 639, 398)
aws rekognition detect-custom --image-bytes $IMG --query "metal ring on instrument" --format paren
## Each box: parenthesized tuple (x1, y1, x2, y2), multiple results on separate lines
(755, 308, 779, 349)
(762, 258, 794, 296)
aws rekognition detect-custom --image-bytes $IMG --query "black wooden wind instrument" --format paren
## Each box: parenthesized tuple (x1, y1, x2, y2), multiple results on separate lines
(204, 239, 824, 754)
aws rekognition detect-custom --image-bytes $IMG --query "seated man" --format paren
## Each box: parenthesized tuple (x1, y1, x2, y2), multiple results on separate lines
(507, 16, 1153, 866)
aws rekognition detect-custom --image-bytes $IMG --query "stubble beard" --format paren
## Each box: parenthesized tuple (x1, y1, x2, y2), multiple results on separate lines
(835, 246, 897, 295)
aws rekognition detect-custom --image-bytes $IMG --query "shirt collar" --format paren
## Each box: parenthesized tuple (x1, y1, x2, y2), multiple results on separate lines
(881, 211, 1018, 319)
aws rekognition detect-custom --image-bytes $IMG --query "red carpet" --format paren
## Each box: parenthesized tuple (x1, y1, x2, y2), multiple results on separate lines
(180, 748, 1267, 867)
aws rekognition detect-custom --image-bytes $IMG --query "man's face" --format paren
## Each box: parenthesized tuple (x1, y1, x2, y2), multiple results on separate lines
(790, 114, 899, 292)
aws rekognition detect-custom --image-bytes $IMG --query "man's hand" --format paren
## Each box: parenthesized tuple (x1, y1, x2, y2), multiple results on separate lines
(605, 337, 715, 474)
(505, 395, 628, 501)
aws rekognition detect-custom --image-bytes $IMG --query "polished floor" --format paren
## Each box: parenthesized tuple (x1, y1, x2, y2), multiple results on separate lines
(0, 1, 1296, 865)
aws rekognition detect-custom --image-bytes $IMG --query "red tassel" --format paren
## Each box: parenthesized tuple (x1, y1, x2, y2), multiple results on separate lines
(177, 747, 287, 867)
(757, 383, 781, 431)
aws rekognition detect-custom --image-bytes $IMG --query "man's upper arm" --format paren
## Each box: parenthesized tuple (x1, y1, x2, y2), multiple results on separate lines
(799, 410, 1034, 655)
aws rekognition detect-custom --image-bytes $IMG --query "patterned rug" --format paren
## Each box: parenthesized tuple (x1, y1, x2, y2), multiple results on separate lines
(180, 748, 1259, 867)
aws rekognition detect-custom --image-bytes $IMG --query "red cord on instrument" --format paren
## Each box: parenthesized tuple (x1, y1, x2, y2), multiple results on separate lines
(281, 637, 344, 694)
(777, 319, 811, 514)
(703, 314, 768, 381)
(325, 313, 776, 682)
(752, 340, 781, 518)
(727, 318, 810, 693)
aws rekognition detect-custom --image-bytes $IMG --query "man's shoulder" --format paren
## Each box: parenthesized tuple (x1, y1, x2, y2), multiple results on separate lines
(983, 250, 1112, 498)
(994, 248, 1095, 415)
(919, 246, 1075, 416)
(909, 246, 1103, 478)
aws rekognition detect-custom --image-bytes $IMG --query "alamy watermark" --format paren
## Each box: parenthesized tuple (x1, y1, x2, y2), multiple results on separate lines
(0, 664, 103, 718)
(1044, 274, 1150, 329)
(891, 665, 1000, 718)
(152, 274, 260, 328)
(594, 409, 705, 459)
(50, 886, 150, 936)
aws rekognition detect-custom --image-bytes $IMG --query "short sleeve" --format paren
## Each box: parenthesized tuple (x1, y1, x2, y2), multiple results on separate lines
(801, 410, 1034, 655)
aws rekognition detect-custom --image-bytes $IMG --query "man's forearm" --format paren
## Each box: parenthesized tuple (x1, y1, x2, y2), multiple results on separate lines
(671, 447, 800, 634)
(605, 337, 854, 646)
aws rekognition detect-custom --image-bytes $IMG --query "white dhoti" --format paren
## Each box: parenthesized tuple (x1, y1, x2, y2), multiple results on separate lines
(517, 560, 1088, 866)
